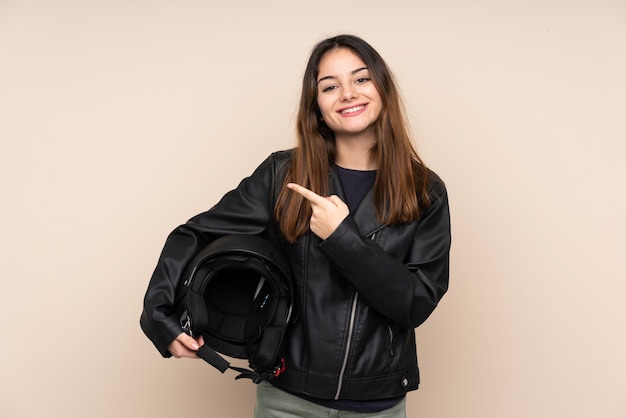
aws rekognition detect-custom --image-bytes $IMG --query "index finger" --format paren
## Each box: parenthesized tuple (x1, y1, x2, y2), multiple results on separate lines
(286, 183, 326, 204)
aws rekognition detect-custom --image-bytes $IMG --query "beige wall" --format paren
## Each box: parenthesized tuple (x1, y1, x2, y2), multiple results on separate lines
(1, 1, 625, 417)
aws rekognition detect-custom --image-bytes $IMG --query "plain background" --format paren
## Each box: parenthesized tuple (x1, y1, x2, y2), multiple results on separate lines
(1, 0, 625, 417)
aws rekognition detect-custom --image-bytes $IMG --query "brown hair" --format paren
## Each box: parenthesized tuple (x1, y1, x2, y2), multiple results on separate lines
(275, 34, 430, 242)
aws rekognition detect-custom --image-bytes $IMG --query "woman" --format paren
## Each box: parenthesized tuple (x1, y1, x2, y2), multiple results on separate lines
(141, 34, 451, 417)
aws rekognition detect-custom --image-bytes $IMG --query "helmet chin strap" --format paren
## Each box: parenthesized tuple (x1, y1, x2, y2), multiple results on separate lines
(196, 344, 285, 384)
(196, 344, 230, 373)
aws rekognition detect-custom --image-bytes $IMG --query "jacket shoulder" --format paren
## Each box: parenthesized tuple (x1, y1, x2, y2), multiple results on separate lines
(268, 149, 294, 165)
(425, 168, 447, 202)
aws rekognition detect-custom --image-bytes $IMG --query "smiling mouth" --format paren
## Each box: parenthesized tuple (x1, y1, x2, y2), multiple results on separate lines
(339, 104, 366, 114)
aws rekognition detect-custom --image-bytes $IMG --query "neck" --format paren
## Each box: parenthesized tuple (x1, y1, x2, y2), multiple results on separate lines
(334, 133, 377, 170)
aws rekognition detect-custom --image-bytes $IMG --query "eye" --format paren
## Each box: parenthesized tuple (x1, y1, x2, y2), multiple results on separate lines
(355, 77, 371, 84)
(321, 85, 338, 93)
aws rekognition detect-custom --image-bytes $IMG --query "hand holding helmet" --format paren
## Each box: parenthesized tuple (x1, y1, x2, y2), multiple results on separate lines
(168, 333, 205, 359)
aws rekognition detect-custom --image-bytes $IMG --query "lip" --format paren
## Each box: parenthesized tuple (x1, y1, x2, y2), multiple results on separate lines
(336, 103, 368, 117)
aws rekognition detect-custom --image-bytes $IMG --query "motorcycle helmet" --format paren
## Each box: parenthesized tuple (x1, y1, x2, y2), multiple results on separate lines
(176, 234, 293, 383)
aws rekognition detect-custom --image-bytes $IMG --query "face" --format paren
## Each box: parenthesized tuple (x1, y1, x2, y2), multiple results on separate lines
(316, 48, 382, 141)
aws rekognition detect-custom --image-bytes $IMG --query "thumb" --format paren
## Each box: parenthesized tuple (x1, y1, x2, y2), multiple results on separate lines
(177, 332, 201, 351)
(326, 195, 346, 207)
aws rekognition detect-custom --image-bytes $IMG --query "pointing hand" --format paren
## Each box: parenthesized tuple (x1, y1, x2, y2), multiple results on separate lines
(287, 183, 349, 240)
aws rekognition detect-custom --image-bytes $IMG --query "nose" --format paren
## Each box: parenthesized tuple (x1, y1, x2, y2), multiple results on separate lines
(341, 84, 357, 101)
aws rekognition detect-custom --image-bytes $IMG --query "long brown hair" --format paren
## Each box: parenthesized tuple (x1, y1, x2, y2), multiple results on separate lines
(275, 34, 430, 242)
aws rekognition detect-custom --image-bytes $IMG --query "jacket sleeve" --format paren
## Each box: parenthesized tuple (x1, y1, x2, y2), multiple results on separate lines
(139, 152, 283, 356)
(319, 175, 451, 329)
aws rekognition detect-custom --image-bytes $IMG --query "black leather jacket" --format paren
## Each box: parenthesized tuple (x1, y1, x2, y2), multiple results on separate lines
(140, 150, 451, 401)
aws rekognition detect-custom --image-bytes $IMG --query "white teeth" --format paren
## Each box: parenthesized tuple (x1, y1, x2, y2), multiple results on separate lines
(340, 105, 364, 114)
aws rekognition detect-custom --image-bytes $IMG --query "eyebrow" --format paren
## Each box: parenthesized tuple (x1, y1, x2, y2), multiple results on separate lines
(317, 67, 369, 84)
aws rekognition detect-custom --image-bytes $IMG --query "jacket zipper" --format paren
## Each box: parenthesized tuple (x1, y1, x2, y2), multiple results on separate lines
(334, 232, 378, 399)
(334, 291, 359, 400)
(388, 324, 395, 358)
